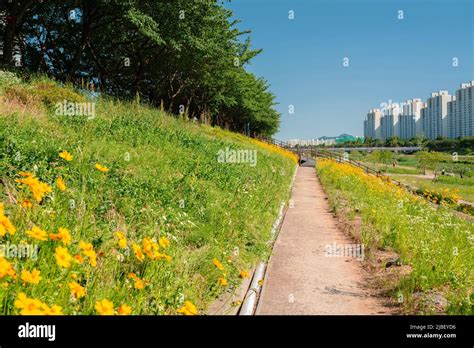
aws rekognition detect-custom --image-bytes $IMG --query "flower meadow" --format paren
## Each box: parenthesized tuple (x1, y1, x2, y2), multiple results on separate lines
(316, 159, 474, 314)
(0, 74, 296, 315)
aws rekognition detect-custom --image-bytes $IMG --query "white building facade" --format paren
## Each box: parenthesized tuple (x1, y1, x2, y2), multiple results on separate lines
(421, 91, 453, 140)
(380, 104, 401, 140)
(447, 81, 474, 138)
(364, 109, 383, 139)
(399, 99, 425, 140)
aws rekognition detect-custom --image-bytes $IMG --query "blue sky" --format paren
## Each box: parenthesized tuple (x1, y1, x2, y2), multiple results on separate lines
(226, 0, 474, 140)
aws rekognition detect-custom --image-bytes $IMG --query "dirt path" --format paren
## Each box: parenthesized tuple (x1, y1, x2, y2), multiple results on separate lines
(256, 166, 390, 315)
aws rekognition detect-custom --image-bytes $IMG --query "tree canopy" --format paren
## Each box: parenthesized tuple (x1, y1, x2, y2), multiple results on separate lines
(0, 0, 280, 135)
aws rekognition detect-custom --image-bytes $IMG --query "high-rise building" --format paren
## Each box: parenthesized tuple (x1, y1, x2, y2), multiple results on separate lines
(399, 99, 425, 140)
(421, 91, 453, 140)
(381, 104, 401, 140)
(447, 81, 474, 138)
(364, 109, 383, 139)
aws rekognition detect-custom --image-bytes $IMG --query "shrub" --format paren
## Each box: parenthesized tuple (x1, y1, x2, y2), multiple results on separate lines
(30, 82, 86, 106)
(0, 71, 22, 93)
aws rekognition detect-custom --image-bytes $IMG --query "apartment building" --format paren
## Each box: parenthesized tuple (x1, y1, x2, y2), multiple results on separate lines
(421, 91, 453, 140)
(380, 104, 401, 140)
(399, 99, 425, 140)
(447, 81, 474, 138)
(364, 109, 383, 139)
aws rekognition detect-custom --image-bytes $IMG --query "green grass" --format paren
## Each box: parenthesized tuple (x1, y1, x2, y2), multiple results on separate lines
(317, 159, 474, 315)
(0, 74, 296, 315)
(390, 175, 474, 203)
(360, 162, 421, 175)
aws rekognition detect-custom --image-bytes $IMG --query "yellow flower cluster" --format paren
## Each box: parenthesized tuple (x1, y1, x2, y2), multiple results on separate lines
(131, 236, 171, 263)
(15, 293, 63, 315)
(250, 138, 299, 164)
(15, 172, 52, 203)
(419, 187, 461, 205)
(95, 299, 131, 315)
(128, 273, 146, 290)
(1, 149, 178, 316)
(177, 301, 198, 315)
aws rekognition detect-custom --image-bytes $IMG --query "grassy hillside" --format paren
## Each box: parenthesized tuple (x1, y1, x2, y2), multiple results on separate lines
(0, 71, 297, 315)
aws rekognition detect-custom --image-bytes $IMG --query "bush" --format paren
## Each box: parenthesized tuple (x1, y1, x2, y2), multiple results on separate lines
(30, 82, 86, 106)
(0, 71, 21, 93)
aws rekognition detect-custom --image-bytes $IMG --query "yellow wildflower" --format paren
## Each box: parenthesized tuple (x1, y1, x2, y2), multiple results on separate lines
(142, 237, 160, 260)
(95, 164, 109, 173)
(26, 226, 48, 241)
(56, 176, 66, 191)
(117, 303, 132, 315)
(0, 203, 16, 237)
(55, 246, 72, 268)
(177, 301, 198, 316)
(59, 150, 73, 161)
(79, 241, 97, 267)
(14, 293, 44, 315)
(95, 299, 114, 315)
(42, 304, 63, 315)
(239, 270, 249, 279)
(134, 278, 145, 290)
(15, 173, 52, 202)
(21, 269, 42, 285)
(212, 258, 224, 270)
(21, 200, 32, 209)
(49, 227, 72, 246)
(132, 243, 145, 262)
(68, 281, 86, 299)
(0, 257, 16, 279)
(217, 277, 228, 286)
(115, 231, 127, 249)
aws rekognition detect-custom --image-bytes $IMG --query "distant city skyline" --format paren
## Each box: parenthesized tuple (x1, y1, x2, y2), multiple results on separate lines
(227, 0, 474, 140)
(364, 80, 474, 141)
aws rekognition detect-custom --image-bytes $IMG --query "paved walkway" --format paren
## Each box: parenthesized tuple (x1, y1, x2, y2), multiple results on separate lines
(256, 166, 389, 315)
